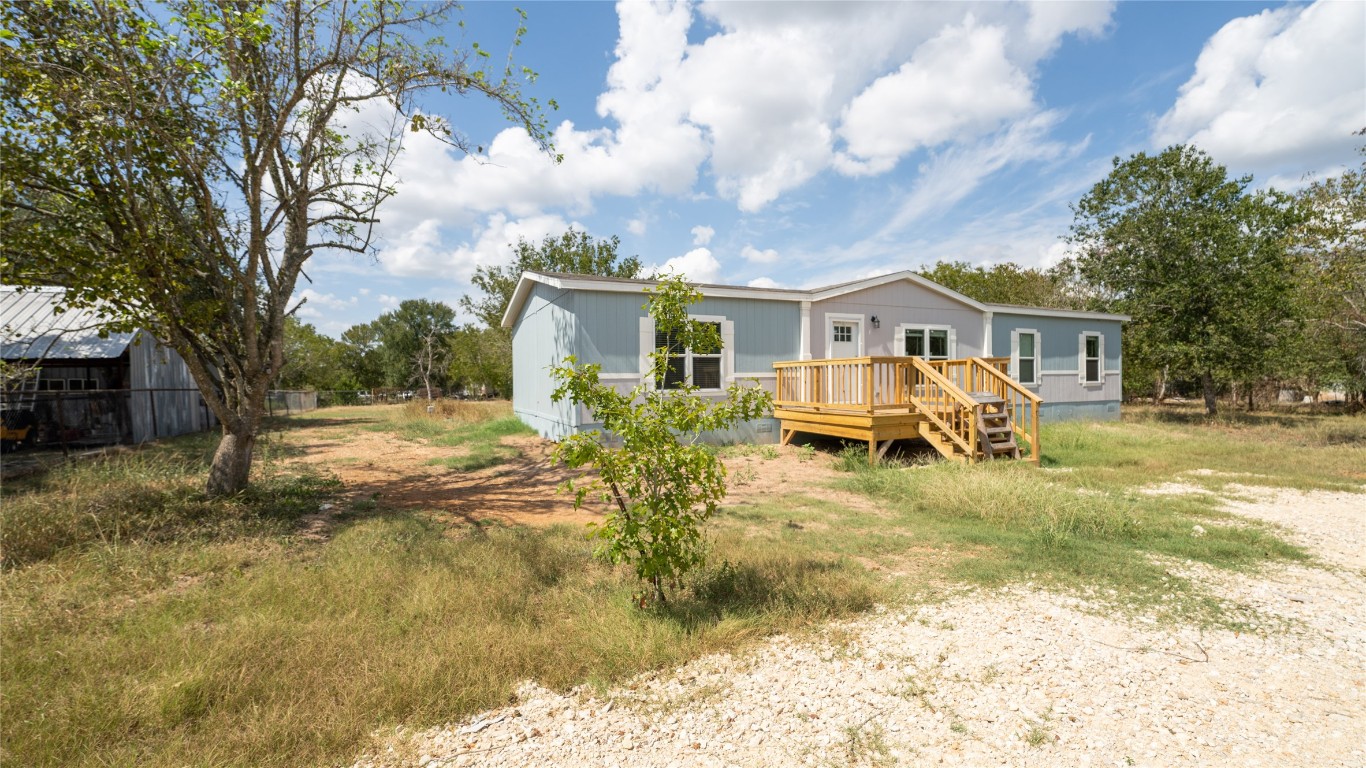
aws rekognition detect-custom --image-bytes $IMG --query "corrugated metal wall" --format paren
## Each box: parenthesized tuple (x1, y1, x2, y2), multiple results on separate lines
(128, 331, 217, 442)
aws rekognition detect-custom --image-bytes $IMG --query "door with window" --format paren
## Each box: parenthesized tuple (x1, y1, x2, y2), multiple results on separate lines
(830, 321, 859, 358)
(826, 319, 862, 405)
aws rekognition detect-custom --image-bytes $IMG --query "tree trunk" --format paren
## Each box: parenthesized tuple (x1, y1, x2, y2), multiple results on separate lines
(1154, 368, 1167, 404)
(1201, 372, 1219, 417)
(1246, 385, 1254, 412)
(206, 428, 255, 496)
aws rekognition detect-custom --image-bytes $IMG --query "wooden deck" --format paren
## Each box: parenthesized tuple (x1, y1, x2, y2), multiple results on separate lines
(772, 356, 1042, 464)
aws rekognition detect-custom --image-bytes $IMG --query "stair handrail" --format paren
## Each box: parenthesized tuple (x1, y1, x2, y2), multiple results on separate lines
(969, 357, 1042, 463)
(908, 357, 978, 457)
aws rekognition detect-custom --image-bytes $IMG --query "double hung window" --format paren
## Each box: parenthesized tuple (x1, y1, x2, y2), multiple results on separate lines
(1013, 330, 1039, 385)
(1082, 333, 1102, 384)
(656, 322, 722, 390)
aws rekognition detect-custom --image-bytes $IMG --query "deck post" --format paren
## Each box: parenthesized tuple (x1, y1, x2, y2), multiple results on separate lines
(864, 361, 874, 414)
(1031, 403, 1041, 465)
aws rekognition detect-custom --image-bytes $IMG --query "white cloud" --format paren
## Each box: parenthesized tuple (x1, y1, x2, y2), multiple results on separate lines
(690, 224, 715, 246)
(291, 288, 357, 319)
(378, 294, 400, 309)
(627, 217, 647, 236)
(747, 277, 780, 289)
(357, 288, 371, 296)
(875, 111, 1079, 236)
(1154, 1, 1366, 170)
(655, 247, 722, 284)
(366, 0, 1117, 234)
(835, 18, 1035, 176)
(741, 245, 780, 265)
(1039, 241, 1077, 269)
(379, 213, 576, 281)
(1021, 1, 1114, 60)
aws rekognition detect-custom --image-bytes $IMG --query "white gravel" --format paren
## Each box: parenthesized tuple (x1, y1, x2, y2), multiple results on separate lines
(355, 485, 1366, 768)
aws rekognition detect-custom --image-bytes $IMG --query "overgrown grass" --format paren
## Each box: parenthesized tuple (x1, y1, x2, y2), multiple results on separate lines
(1, 409, 883, 767)
(1042, 405, 1366, 492)
(0, 434, 338, 568)
(3, 403, 1360, 766)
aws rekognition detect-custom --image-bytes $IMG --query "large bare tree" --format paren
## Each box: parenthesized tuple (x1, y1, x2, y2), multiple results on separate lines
(1, 0, 553, 493)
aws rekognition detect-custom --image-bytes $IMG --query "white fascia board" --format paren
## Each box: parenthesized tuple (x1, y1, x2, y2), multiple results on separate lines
(500, 272, 557, 329)
(502, 271, 807, 328)
(985, 304, 1131, 322)
(809, 271, 988, 312)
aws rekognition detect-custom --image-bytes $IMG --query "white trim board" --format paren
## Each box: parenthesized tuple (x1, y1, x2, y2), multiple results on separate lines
(502, 270, 1134, 328)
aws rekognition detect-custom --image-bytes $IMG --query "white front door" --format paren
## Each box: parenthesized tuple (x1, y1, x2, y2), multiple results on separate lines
(831, 321, 860, 358)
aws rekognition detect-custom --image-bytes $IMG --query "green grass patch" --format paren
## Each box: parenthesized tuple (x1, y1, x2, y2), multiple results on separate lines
(1043, 405, 1366, 493)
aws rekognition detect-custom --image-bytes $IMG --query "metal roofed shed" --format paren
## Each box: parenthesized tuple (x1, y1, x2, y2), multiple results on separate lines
(1, 286, 217, 450)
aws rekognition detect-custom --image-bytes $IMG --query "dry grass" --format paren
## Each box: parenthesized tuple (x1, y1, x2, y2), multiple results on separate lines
(1, 407, 883, 768)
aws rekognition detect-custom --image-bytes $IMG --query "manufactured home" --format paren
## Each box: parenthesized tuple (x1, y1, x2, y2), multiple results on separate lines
(502, 271, 1127, 463)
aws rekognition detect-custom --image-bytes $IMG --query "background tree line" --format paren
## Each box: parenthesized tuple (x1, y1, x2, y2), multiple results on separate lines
(280, 229, 641, 396)
(921, 143, 1365, 414)
(291, 143, 1364, 417)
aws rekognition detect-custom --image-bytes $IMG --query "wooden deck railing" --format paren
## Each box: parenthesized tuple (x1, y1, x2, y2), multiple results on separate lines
(905, 357, 978, 457)
(968, 357, 1042, 463)
(774, 356, 918, 413)
(927, 356, 1041, 462)
(773, 355, 1042, 463)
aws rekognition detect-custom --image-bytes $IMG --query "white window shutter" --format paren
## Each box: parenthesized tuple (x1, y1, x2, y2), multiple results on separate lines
(948, 327, 958, 358)
(1098, 334, 1105, 379)
(1010, 329, 1020, 379)
(721, 320, 735, 384)
(1035, 332, 1042, 383)
(1078, 332, 1086, 385)
(894, 326, 905, 356)
(639, 317, 654, 389)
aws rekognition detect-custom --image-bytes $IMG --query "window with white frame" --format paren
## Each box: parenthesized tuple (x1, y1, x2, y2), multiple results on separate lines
(654, 321, 723, 390)
(898, 325, 955, 360)
(1081, 333, 1103, 384)
(1012, 329, 1040, 385)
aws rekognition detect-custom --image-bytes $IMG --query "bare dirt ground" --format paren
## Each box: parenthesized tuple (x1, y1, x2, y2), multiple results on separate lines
(280, 417, 870, 530)
(285, 423, 609, 528)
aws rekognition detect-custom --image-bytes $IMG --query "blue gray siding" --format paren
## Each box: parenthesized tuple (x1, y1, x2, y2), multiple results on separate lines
(992, 312, 1123, 418)
(571, 290, 801, 375)
(511, 282, 579, 439)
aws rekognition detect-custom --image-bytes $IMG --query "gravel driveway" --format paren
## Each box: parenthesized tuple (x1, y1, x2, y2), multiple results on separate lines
(358, 485, 1365, 768)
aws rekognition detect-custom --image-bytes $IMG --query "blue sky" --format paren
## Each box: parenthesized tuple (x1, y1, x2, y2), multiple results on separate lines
(296, 0, 1366, 337)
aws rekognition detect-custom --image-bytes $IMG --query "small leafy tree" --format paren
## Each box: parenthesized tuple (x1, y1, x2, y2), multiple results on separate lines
(550, 275, 772, 605)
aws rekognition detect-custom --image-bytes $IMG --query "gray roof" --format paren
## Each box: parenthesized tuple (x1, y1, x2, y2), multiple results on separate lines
(1, 287, 137, 360)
